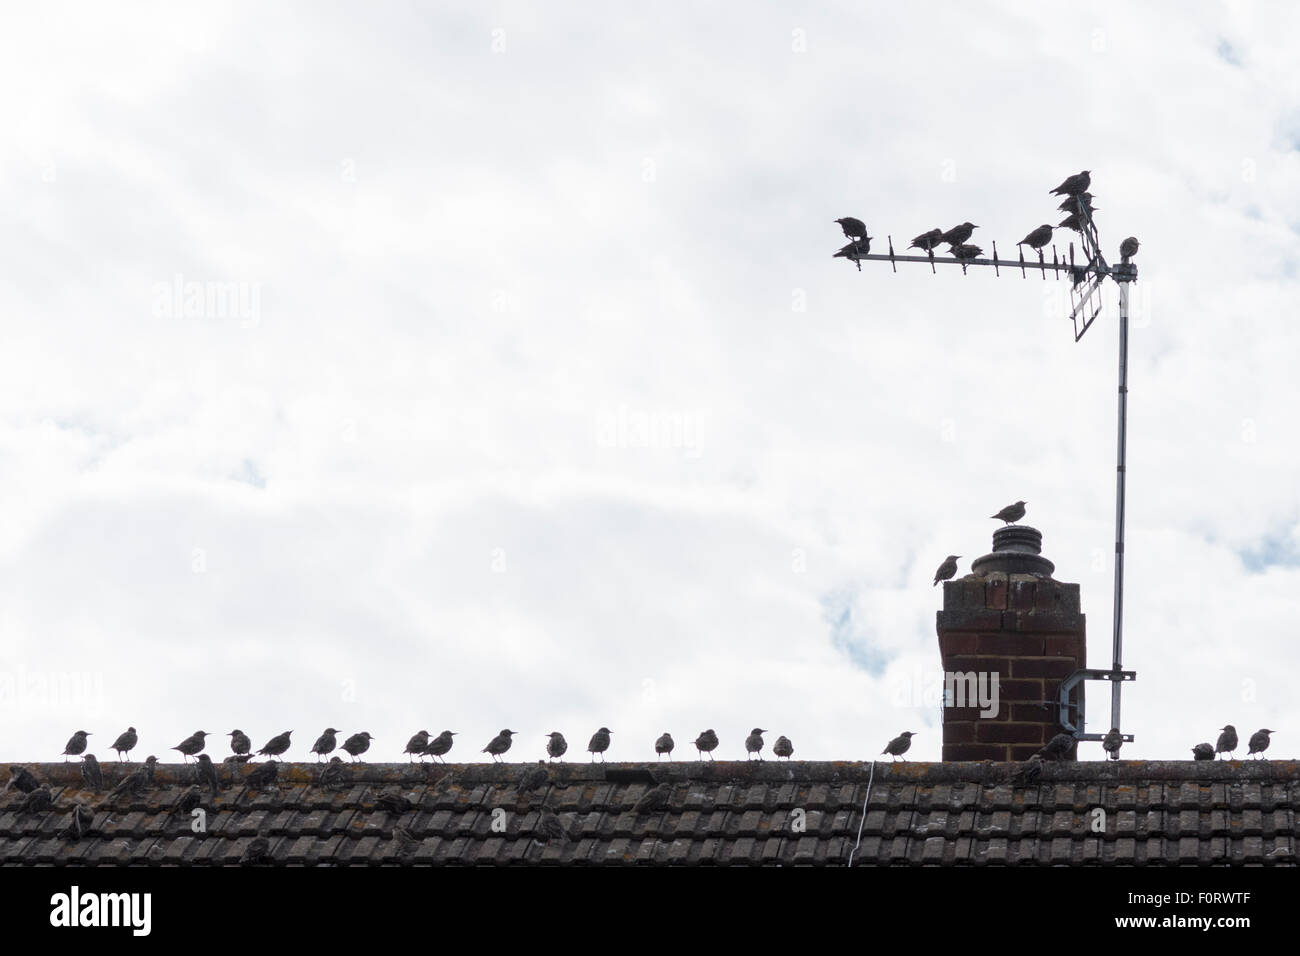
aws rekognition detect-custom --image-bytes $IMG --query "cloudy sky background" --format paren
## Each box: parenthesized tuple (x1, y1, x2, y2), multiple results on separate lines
(3, 1, 1299, 764)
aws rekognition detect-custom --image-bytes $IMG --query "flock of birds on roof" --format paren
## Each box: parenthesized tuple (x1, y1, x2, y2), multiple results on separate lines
(831, 170, 1138, 274)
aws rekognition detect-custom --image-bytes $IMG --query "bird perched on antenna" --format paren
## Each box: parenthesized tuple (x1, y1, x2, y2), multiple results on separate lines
(833, 237, 872, 270)
(939, 222, 977, 247)
(1058, 212, 1089, 233)
(882, 732, 915, 761)
(1120, 236, 1140, 260)
(950, 243, 982, 262)
(1248, 729, 1273, 759)
(1057, 192, 1097, 215)
(991, 501, 1027, 525)
(1101, 727, 1123, 760)
(835, 217, 868, 241)
(909, 228, 944, 254)
(1050, 170, 1091, 196)
(1215, 725, 1238, 760)
(1017, 225, 1054, 259)
(933, 555, 960, 587)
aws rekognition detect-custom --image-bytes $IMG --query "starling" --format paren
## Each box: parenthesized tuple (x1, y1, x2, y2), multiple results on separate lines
(939, 222, 977, 247)
(1057, 192, 1096, 214)
(834, 217, 868, 241)
(1248, 729, 1273, 758)
(425, 730, 456, 763)
(224, 754, 254, 764)
(110, 727, 137, 762)
(62, 730, 91, 761)
(228, 729, 252, 756)
(375, 787, 412, 813)
(950, 243, 983, 261)
(1119, 236, 1140, 260)
(342, 732, 375, 762)
(1215, 725, 1238, 759)
(745, 728, 767, 761)
(633, 783, 673, 815)
(933, 555, 960, 587)
(1101, 727, 1123, 760)
(545, 732, 567, 762)
(833, 237, 872, 266)
(19, 784, 54, 814)
(6, 765, 40, 794)
(1058, 212, 1088, 233)
(694, 729, 719, 760)
(1038, 732, 1076, 761)
(63, 802, 93, 841)
(171, 730, 209, 763)
(882, 731, 915, 761)
(655, 732, 675, 761)
(257, 731, 293, 761)
(908, 228, 944, 253)
(141, 754, 158, 785)
(80, 754, 103, 793)
(773, 735, 794, 760)
(318, 756, 350, 790)
(1191, 742, 1215, 761)
(535, 808, 568, 845)
(587, 727, 612, 762)
(196, 754, 222, 793)
(990, 500, 1027, 524)
(174, 785, 202, 815)
(518, 761, 549, 794)
(310, 728, 340, 761)
(404, 730, 431, 763)
(392, 826, 418, 856)
(245, 760, 279, 790)
(482, 729, 516, 762)
(1017, 225, 1054, 254)
(239, 836, 272, 866)
(1049, 170, 1091, 197)
(1010, 753, 1043, 787)
(105, 758, 155, 801)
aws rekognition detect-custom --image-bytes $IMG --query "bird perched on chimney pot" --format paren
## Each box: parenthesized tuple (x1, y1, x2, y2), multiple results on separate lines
(342, 732, 375, 762)
(426, 730, 457, 763)
(909, 228, 944, 254)
(882, 732, 915, 761)
(694, 729, 719, 760)
(1050, 170, 1091, 196)
(1215, 725, 1238, 760)
(745, 728, 768, 760)
(1101, 728, 1123, 760)
(1248, 729, 1273, 758)
(111, 728, 137, 762)
(482, 729, 516, 763)
(933, 555, 960, 587)
(1120, 236, 1140, 260)
(587, 727, 612, 762)
(655, 732, 675, 761)
(834, 217, 868, 242)
(939, 222, 977, 247)
(991, 501, 1027, 525)
(257, 731, 293, 761)
(545, 732, 567, 762)
(1191, 742, 1215, 761)
(773, 735, 794, 760)
(310, 728, 340, 761)
(62, 730, 91, 762)
(171, 731, 208, 763)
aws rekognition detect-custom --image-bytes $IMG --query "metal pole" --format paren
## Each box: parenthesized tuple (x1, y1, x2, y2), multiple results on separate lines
(1110, 276, 1130, 732)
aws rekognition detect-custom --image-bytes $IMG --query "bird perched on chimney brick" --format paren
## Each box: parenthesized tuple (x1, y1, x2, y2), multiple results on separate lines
(404, 730, 431, 763)
(80, 754, 103, 793)
(111, 728, 137, 762)
(1248, 729, 1273, 758)
(171, 731, 208, 763)
(655, 732, 675, 761)
(257, 731, 292, 761)
(694, 729, 719, 760)
(773, 735, 794, 760)
(587, 727, 612, 762)
(342, 732, 375, 762)
(1038, 732, 1077, 761)
(196, 754, 222, 794)
(228, 729, 252, 757)
(909, 228, 944, 254)
(425, 730, 456, 763)
(310, 728, 340, 761)
(745, 728, 768, 760)
(1215, 725, 1238, 759)
(1050, 170, 1091, 197)
(939, 222, 977, 247)
(62, 730, 91, 762)
(1017, 225, 1054, 257)
(991, 501, 1027, 525)
(933, 555, 960, 587)
(1120, 236, 1140, 260)
(545, 732, 567, 762)
(482, 729, 516, 763)
(835, 217, 868, 241)
(6, 765, 40, 794)
(882, 731, 915, 761)
(1101, 728, 1123, 760)
(1191, 742, 1215, 761)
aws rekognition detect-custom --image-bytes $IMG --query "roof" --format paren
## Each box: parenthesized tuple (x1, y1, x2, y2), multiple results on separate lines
(3, 759, 1298, 866)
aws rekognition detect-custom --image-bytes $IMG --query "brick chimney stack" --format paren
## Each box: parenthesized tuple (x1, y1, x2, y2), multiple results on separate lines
(936, 526, 1085, 761)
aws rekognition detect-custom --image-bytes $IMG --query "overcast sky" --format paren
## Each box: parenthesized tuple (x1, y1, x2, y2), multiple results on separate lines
(3, 1, 1299, 765)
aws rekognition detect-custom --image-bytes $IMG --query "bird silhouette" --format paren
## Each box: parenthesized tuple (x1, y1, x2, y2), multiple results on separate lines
(482, 729, 516, 763)
(939, 222, 977, 247)
(933, 555, 961, 586)
(110, 728, 137, 762)
(256, 731, 292, 761)
(745, 728, 767, 761)
(882, 732, 915, 761)
(341, 732, 374, 763)
(404, 730, 431, 763)
(545, 732, 567, 762)
(835, 217, 868, 241)
(1050, 170, 1091, 196)
(310, 728, 340, 761)
(172, 731, 209, 763)
(425, 730, 456, 763)
(909, 228, 944, 254)
(228, 729, 252, 756)
(1101, 728, 1123, 760)
(991, 501, 1027, 524)
(1215, 725, 1238, 759)
(62, 730, 91, 762)
(587, 728, 612, 762)
(694, 729, 719, 760)
(655, 733, 675, 761)
(773, 735, 794, 760)
(1017, 225, 1054, 257)
(1248, 729, 1273, 759)
(1120, 236, 1140, 260)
